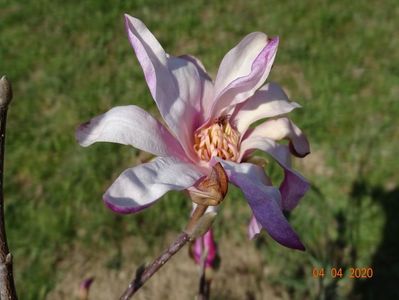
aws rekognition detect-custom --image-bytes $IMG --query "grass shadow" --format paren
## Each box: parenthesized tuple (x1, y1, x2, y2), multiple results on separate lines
(350, 181, 399, 299)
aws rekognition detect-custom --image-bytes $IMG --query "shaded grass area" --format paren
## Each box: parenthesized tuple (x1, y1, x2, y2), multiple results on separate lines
(0, 0, 398, 298)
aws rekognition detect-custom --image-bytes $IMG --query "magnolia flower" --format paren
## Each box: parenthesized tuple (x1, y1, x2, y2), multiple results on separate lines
(76, 14, 310, 250)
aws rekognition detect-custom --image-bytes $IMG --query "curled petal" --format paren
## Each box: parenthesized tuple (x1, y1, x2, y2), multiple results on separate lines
(232, 82, 301, 134)
(76, 105, 184, 158)
(125, 15, 206, 161)
(211, 34, 279, 117)
(248, 117, 310, 157)
(217, 160, 305, 250)
(248, 215, 262, 240)
(240, 137, 310, 211)
(104, 157, 203, 214)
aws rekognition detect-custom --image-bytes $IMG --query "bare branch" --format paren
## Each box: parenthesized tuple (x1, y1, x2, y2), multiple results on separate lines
(0, 76, 18, 300)
(119, 231, 190, 300)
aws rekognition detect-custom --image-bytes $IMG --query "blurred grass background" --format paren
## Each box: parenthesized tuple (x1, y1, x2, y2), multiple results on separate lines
(0, 0, 398, 299)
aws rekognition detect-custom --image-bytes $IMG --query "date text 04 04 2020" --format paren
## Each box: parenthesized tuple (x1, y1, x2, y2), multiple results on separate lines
(312, 267, 373, 279)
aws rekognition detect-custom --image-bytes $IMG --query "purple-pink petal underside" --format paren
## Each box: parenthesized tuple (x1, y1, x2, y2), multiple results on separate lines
(76, 105, 185, 158)
(240, 136, 310, 211)
(125, 15, 207, 162)
(231, 82, 301, 135)
(210, 34, 279, 118)
(217, 160, 305, 250)
(103, 157, 203, 214)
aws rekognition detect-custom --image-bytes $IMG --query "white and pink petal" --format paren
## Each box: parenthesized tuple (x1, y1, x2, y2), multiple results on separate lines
(76, 105, 184, 158)
(210, 34, 279, 117)
(179, 55, 215, 123)
(248, 117, 310, 157)
(232, 82, 301, 134)
(125, 15, 205, 161)
(104, 157, 203, 214)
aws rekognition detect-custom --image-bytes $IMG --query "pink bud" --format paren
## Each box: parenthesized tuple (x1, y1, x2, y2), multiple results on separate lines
(192, 229, 218, 268)
(78, 277, 94, 300)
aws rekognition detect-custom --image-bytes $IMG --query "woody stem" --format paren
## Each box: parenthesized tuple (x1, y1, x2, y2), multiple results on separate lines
(119, 204, 208, 299)
(0, 76, 18, 300)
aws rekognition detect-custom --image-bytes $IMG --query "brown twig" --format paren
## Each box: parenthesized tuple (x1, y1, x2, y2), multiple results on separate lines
(119, 231, 190, 300)
(119, 204, 218, 299)
(0, 76, 18, 300)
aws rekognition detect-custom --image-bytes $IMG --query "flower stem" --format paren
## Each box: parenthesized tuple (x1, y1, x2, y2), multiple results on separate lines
(186, 204, 207, 232)
(0, 76, 18, 300)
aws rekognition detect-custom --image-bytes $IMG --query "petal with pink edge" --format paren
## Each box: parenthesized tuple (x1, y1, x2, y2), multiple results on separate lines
(247, 117, 310, 157)
(232, 82, 301, 134)
(76, 105, 184, 158)
(218, 160, 305, 250)
(240, 136, 310, 211)
(179, 55, 214, 123)
(125, 15, 205, 161)
(104, 157, 203, 214)
(211, 34, 279, 117)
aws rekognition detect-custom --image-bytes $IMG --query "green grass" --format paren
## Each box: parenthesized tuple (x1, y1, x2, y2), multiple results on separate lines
(0, 0, 398, 298)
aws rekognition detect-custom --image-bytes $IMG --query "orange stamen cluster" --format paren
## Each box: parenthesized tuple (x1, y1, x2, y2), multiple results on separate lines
(194, 117, 240, 162)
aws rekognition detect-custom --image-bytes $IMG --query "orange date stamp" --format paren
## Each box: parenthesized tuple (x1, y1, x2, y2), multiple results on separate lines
(312, 267, 373, 279)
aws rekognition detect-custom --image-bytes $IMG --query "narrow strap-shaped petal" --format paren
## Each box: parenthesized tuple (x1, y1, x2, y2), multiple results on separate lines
(247, 117, 310, 157)
(240, 136, 309, 211)
(217, 160, 305, 250)
(76, 105, 185, 158)
(103, 157, 203, 214)
(125, 15, 205, 161)
(231, 82, 301, 135)
(179, 55, 215, 123)
(210, 34, 279, 118)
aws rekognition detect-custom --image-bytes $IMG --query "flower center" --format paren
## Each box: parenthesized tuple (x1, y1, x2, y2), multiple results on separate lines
(193, 116, 240, 162)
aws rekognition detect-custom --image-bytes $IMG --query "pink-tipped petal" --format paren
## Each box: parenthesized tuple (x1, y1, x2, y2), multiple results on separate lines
(76, 105, 185, 158)
(248, 117, 310, 157)
(232, 82, 301, 134)
(218, 160, 305, 250)
(240, 137, 310, 211)
(248, 215, 262, 239)
(125, 15, 206, 161)
(103, 157, 203, 214)
(211, 34, 279, 117)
